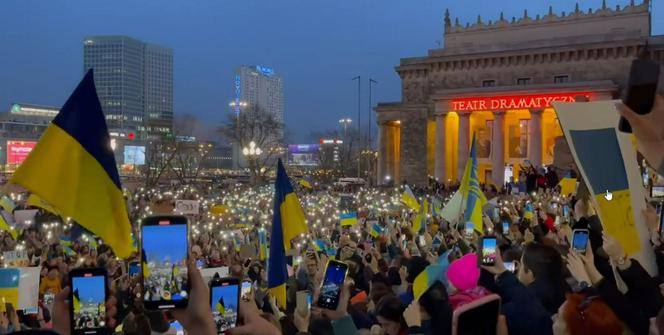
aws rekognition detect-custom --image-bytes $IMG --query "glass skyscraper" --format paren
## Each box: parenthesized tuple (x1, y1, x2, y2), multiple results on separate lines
(83, 36, 173, 139)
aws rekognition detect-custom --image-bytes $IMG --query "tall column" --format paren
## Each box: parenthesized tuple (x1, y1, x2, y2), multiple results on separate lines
(377, 122, 388, 185)
(528, 109, 543, 167)
(400, 109, 428, 186)
(491, 111, 506, 188)
(457, 112, 471, 180)
(434, 111, 448, 182)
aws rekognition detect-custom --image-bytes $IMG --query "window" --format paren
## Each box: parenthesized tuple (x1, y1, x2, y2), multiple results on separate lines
(482, 80, 496, 87)
(517, 78, 531, 85)
(554, 75, 570, 83)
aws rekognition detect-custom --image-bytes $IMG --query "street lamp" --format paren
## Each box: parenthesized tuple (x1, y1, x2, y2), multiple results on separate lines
(242, 141, 262, 185)
(229, 100, 248, 170)
(338, 118, 352, 138)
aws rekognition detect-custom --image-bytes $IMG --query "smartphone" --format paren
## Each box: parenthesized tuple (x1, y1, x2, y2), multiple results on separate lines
(69, 268, 108, 335)
(465, 222, 474, 236)
(619, 58, 661, 133)
(651, 186, 664, 198)
(501, 221, 509, 234)
(504, 261, 516, 273)
(210, 277, 240, 334)
(480, 236, 497, 266)
(128, 261, 140, 278)
(296, 290, 310, 314)
(141, 215, 189, 310)
(243, 259, 251, 268)
(418, 235, 426, 246)
(240, 280, 252, 302)
(317, 260, 349, 310)
(572, 229, 590, 254)
(563, 205, 570, 220)
(170, 321, 184, 335)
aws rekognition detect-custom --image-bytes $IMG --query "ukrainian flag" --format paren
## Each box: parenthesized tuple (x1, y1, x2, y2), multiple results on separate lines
(370, 223, 383, 238)
(314, 239, 326, 252)
(0, 196, 16, 214)
(460, 134, 487, 234)
(401, 185, 421, 212)
(340, 212, 358, 226)
(0, 268, 19, 307)
(10, 70, 132, 258)
(0, 214, 16, 240)
(61, 235, 76, 256)
(298, 179, 313, 189)
(413, 264, 442, 301)
(558, 173, 578, 197)
(141, 249, 150, 279)
(72, 288, 81, 313)
(27, 194, 60, 216)
(524, 202, 534, 220)
(268, 159, 307, 308)
(215, 296, 225, 315)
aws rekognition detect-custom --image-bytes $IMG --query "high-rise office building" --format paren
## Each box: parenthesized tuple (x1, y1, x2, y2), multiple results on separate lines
(83, 36, 173, 139)
(234, 65, 284, 127)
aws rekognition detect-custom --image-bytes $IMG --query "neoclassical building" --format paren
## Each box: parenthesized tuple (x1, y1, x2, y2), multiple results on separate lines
(375, 1, 664, 187)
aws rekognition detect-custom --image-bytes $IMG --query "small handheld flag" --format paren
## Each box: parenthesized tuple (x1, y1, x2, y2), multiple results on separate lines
(524, 203, 534, 220)
(340, 212, 358, 226)
(413, 264, 442, 301)
(401, 185, 421, 211)
(370, 223, 383, 238)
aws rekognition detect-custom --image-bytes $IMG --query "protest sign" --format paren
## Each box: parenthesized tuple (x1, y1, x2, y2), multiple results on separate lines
(554, 100, 655, 275)
(200, 267, 229, 282)
(3, 250, 28, 267)
(14, 209, 38, 226)
(0, 267, 40, 309)
(174, 200, 200, 215)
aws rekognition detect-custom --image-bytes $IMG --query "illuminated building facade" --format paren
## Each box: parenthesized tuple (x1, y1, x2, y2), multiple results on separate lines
(375, 1, 664, 186)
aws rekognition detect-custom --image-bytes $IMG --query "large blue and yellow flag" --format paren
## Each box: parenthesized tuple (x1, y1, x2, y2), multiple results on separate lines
(0, 268, 20, 307)
(413, 264, 442, 301)
(460, 134, 487, 234)
(268, 159, 307, 308)
(10, 70, 132, 258)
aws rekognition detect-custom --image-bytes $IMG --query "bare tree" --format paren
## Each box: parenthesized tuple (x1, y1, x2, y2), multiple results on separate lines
(220, 106, 284, 183)
(142, 137, 177, 188)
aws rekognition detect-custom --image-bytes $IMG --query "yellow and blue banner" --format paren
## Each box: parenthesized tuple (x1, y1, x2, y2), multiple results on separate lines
(298, 179, 313, 189)
(0, 196, 16, 214)
(0, 268, 20, 308)
(401, 185, 421, 212)
(0, 214, 16, 240)
(314, 239, 326, 252)
(268, 159, 307, 308)
(524, 202, 534, 220)
(72, 288, 81, 313)
(413, 264, 442, 301)
(461, 134, 487, 234)
(26, 194, 60, 216)
(558, 174, 578, 197)
(340, 212, 358, 226)
(10, 70, 132, 258)
(370, 222, 383, 238)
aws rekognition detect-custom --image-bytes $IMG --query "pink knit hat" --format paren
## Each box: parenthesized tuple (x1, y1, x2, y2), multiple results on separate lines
(447, 253, 480, 291)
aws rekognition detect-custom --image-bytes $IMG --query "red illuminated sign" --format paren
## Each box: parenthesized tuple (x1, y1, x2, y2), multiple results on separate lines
(7, 141, 36, 165)
(450, 92, 591, 111)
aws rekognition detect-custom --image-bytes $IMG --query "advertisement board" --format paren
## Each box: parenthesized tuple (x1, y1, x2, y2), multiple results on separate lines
(7, 141, 36, 165)
(124, 145, 146, 165)
(287, 144, 320, 166)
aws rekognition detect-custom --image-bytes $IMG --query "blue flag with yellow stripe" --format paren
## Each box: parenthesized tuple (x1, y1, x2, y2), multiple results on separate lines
(461, 134, 487, 234)
(268, 159, 307, 308)
(10, 70, 132, 258)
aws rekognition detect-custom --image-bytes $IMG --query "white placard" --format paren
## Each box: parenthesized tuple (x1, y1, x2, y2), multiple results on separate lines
(3, 250, 28, 267)
(14, 209, 38, 226)
(200, 267, 229, 283)
(174, 200, 200, 215)
(19, 267, 40, 309)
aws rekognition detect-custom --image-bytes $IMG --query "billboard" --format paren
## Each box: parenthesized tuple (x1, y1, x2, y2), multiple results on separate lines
(287, 144, 320, 166)
(123, 145, 146, 165)
(7, 141, 36, 165)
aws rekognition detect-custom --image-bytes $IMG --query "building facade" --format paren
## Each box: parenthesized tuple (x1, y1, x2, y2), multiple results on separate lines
(375, 1, 664, 187)
(83, 36, 173, 140)
(234, 65, 284, 127)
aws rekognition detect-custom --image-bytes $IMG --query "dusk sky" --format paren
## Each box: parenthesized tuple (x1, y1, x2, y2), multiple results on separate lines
(0, 0, 661, 143)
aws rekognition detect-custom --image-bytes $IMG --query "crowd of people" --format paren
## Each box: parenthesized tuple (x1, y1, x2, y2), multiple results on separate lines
(0, 98, 663, 335)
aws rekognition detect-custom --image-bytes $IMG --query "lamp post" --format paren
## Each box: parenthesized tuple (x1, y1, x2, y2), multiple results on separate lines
(229, 100, 248, 170)
(338, 118, 352, 139)
(242, 141, 262, 185)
